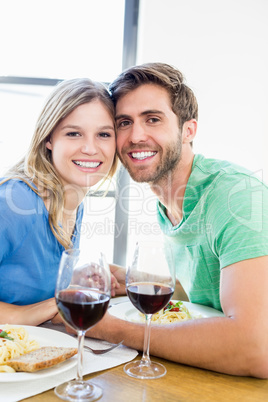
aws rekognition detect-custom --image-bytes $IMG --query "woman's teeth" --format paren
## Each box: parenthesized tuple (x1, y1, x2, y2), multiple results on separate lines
(74, 161, 101, 168)
(131, 151, 156, 160)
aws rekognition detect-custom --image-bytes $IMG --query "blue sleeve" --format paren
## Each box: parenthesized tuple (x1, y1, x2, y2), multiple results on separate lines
(0, 180, 38, 263)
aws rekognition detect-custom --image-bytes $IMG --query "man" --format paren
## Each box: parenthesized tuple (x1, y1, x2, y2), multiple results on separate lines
(87, 63, 268, 378)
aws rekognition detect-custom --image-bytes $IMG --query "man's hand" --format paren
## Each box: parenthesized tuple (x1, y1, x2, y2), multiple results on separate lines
(110, 264, 126, 297)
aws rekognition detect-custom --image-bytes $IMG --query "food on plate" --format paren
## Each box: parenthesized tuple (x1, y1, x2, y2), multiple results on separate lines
(6, 346, 78, 372)
(137, 301, 193, 324)
(0, 325, 78, 373)
(151, 300, 193, 323)
(0, 325, 40, 373)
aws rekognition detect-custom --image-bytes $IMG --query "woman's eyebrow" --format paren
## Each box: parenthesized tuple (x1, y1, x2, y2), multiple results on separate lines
(60, 124, 114, 131)
(61, 124, 80, 130)
(99, 125, 115, 130)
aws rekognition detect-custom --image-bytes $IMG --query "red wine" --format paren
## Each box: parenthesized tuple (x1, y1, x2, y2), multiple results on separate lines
(56, 288, 110, 331)
(127, 283, 174, 315)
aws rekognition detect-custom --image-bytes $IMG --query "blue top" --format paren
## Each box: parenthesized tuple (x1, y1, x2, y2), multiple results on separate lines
(0, 179, 84, 305)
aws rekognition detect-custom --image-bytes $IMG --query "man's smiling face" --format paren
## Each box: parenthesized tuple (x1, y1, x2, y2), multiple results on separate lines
(115, 84, 182, 184)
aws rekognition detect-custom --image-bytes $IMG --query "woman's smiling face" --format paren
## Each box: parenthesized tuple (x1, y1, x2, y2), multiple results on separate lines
(46, 100, 116, 190)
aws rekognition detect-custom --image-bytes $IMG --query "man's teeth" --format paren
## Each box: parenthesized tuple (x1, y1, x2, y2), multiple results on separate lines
(131, 151, 156, 160)
(74, 161, 101, 168)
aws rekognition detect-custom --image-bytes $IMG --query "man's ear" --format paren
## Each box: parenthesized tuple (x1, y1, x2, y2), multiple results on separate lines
(46, 137, 52, 150)
(182, 119, 197, 144)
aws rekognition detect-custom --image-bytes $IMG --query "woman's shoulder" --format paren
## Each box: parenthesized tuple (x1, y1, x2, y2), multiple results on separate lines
(0, 178, 41, 219)
(1, 177, 37, 195)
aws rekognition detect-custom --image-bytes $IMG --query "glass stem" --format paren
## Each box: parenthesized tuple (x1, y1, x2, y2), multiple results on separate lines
(141, 314, 152, 366)
(76, 330, 85, 381)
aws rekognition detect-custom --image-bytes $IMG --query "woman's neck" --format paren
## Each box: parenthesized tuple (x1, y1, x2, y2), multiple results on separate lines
(62, 186, 87, 239)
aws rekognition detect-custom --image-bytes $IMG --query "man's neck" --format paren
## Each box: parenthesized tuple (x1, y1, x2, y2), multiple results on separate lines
(150, 151, 195, 225)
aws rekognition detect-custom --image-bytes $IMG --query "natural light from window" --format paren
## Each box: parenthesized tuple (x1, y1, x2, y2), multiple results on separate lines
(0, 0, 131, 263)
(1, 0, 125, 83)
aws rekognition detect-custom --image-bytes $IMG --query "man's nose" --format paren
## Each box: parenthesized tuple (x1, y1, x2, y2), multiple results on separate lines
(129, 123, 148, 144)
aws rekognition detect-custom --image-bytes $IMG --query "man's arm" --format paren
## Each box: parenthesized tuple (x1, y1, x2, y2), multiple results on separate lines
(86, 255, 268, 378)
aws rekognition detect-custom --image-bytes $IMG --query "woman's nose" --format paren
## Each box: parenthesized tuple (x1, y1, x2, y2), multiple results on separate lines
(81, 138, 97, 155)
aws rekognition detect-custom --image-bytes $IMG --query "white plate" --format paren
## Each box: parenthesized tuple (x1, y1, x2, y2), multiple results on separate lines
(0, 325, 77, 382)
(109, 300, 224, 322)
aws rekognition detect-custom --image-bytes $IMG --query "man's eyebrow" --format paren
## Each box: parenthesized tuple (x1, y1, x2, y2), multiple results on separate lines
(115, 114, 130, 121)
(141, 110, 165, 116)
(115, 110, 165, 121)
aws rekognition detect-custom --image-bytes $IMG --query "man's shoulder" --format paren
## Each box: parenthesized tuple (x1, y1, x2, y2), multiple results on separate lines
(192, 154, 266, 189)
(193, 154, 252, 177)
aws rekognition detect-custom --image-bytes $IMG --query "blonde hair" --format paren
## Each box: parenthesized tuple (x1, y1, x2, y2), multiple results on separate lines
(1, 78, 118, 249)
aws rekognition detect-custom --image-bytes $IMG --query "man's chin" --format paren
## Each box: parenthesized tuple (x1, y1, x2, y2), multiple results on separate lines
(119, 157, 157, 183)
(125, 168, 154, 183)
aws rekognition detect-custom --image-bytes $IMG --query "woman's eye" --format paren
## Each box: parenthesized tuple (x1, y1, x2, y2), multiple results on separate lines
(66, 132, 80, 137)
(99, 132, 111, 138)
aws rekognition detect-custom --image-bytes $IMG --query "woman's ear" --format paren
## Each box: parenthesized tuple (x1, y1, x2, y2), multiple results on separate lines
(182, 119, 197, 144)
(46, 137, 52, 150)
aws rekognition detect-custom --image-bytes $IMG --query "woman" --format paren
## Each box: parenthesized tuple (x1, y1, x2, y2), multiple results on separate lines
(0, 78, 118, 326)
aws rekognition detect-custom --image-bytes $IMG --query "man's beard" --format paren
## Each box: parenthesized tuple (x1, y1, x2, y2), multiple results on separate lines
(118, 132, 182, 184)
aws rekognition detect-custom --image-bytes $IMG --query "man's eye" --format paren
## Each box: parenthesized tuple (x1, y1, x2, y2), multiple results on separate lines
(148, 117, 160, 123)
(117, 120, 131, 128)
(66, 132, 80, 137)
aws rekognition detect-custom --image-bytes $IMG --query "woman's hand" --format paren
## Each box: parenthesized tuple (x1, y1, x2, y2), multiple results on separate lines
(51, 312, 64, 324)
(0, 298, 58, 326)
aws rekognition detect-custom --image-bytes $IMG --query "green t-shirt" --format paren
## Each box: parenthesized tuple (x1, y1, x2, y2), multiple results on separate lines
(157, 154, 268, 311)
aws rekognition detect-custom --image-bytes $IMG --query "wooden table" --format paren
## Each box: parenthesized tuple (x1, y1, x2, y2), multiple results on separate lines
(22, 355, 268, 402)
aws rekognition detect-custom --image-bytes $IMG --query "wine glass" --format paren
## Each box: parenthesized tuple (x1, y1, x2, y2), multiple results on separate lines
(124, 241, 175, 379)
(54, 248, 111, 401)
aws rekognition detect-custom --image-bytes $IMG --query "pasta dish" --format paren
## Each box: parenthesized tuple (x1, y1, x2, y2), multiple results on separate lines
(0, 325, 39, 373)
(138, 301, 193, 324)
(151, 301, 193, 323)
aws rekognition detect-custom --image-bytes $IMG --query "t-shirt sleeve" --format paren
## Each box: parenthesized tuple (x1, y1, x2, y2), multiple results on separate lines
(206, 173, 268, 269)
(0, 180, 37, 263)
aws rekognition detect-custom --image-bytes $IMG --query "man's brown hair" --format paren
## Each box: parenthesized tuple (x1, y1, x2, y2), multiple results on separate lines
(109, 62, 198, 129)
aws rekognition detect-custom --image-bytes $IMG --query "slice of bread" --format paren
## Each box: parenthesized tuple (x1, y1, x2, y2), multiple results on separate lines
(6, 346, 78, 372)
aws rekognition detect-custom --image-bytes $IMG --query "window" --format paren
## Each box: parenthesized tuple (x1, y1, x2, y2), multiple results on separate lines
(1, 0, 125, 83)
(0, 0, 133, 265)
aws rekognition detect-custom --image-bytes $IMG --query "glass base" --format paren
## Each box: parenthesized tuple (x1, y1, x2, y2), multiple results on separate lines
(54, 380, 102, 401)
(124, 360, 167, 379)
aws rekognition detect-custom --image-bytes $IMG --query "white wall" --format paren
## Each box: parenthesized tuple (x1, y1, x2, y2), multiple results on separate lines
(137, 0, 268, 181)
